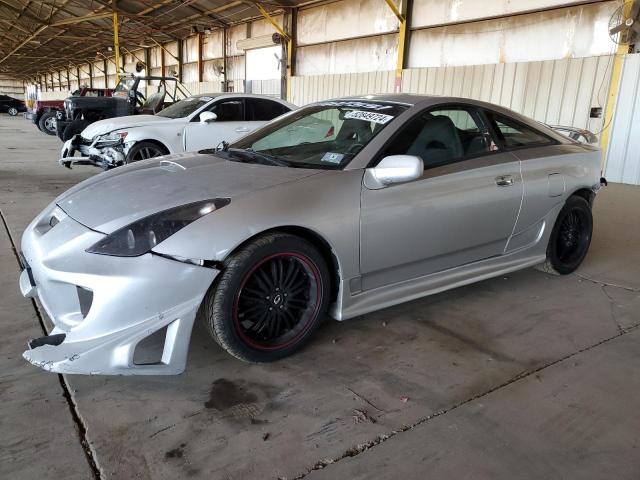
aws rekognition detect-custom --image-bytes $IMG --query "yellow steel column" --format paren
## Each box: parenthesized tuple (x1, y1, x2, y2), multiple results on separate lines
(255, 3, 291, 100)
(600, 1, 634, 171)
(600, 49, 629, 172)
(384, 0, 406, 93)
(112, 0, 121, 83)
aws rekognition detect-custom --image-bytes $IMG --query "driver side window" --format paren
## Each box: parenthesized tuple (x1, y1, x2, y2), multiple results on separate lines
(380, 107, 495, 169)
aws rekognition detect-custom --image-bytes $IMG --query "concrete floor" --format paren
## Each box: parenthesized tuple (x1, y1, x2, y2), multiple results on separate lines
(1, 113, 639, 480)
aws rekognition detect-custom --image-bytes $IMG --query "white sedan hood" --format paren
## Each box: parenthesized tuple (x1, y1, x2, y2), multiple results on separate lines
(81, 115, 180, 140)
(56, 153, 321, 233)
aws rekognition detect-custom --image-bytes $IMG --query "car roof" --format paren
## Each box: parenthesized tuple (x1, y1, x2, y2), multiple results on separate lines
(188, 92, 296, 108)
(328, 94, 567, 142)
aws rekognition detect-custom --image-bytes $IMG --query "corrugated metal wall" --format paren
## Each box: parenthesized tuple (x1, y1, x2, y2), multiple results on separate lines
(291, 55, 613, 134)
(0, 75, 25, 98)
(605, 53, 640, 185)
(291, 70, 396, 105)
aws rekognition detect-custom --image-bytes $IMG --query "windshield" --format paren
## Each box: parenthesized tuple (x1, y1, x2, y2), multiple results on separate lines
(156, 96, 213, 119)
(229, 101, 408, 169)
(114, 78, 135, 93)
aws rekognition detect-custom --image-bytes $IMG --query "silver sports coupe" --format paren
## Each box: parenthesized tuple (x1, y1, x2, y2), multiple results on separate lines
(19, 95, 604, 375)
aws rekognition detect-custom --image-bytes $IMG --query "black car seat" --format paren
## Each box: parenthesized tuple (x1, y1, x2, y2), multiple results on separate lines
(407, 115, 463, 167)
(336, 118, 374, 144)
(140, 83, 166, 114)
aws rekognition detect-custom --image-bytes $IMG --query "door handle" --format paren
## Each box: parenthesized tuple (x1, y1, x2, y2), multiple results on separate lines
(495, 175, 515, 187)
(235, 127, 249, 132)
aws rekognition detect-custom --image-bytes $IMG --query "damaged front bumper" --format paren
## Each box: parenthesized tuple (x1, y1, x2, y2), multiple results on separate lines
(19, 204, 218, 375)
(59, 135, 128, 170)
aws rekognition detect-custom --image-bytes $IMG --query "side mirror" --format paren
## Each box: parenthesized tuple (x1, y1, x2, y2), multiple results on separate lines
(200, 111, 217, 124)
(364, 155, 423, 189)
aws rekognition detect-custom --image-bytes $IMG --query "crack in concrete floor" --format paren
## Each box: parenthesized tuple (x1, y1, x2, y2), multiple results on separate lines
(292, 318, 640, 479)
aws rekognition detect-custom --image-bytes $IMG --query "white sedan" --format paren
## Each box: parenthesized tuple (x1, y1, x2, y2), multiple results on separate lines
(58, 93, 295, 169)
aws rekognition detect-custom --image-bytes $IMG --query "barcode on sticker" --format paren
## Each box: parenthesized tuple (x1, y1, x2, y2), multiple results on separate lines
(344, 110, 394, 124)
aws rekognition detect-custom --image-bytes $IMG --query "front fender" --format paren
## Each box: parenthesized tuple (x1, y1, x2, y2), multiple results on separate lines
(152, 169, 364, 282)
(124, 129, 182, 155)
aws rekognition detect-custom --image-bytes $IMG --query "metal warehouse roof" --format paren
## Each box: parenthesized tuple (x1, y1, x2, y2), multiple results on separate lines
(0, 0, 307, 78)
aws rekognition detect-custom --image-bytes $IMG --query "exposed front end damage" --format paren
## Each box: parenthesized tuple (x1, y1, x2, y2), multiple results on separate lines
(59, 134, 129, 170)
(19, 203, 217, 375)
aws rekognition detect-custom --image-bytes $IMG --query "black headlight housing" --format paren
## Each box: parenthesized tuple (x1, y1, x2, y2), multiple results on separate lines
(86, 198, 230, 257)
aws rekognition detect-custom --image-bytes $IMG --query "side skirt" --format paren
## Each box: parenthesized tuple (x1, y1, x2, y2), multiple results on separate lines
(331, 203, 562, 321)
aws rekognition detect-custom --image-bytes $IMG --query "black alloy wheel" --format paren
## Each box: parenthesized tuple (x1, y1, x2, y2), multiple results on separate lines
(234, 252, 320, 350)
(544, 195, 593, 275)
(202, 233, 330, 362)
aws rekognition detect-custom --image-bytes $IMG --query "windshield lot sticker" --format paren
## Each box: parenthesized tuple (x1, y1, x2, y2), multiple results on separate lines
(321, 152, 344, 164)
(344, 110, 394, 124)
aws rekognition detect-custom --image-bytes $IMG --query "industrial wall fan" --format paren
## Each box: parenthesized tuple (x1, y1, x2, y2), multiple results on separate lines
(609, 0, 640, 45)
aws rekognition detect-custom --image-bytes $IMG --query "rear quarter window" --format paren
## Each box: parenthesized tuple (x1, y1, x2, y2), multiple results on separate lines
(246, 98, 290, 121)
(485, 111, 553, 148)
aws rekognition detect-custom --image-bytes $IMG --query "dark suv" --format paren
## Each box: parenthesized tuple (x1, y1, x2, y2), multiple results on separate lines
(56, 75, 190, 141)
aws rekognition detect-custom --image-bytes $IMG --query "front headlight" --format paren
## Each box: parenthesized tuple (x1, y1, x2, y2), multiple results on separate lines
(86, 198, 230, 257)
(96, 131, 128, 142)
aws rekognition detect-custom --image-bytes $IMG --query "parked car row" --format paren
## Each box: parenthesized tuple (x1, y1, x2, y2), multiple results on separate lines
(17, 91, 606, 375)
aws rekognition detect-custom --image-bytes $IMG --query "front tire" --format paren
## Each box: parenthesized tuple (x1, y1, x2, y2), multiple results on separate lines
(38, 111, 57, 135)
(125, 141, 167, 163)
(542, 195, 593, 275)
(202, 233, 331, 362)
(7, 107, 18, 116)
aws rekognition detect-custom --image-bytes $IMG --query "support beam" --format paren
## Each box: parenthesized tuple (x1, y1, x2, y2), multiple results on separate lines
(600, 0, 635, 171)
(151, 38, 179, 63)
(223, 27, 228, 92)
(384, 0, 408, 93)
(160, 43, 166, 76)
(197, 32, 204, 83)
(113, 0, 121, 83)
(255, 3, 292, 101)
(144, 48, 151, 76)
(177, 39, 184, 82)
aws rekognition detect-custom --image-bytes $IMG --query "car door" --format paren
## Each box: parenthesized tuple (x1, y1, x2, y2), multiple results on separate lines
(482, 110, 564, 252)
(359, 106, 524, 291)
(183, 98, 246, 152)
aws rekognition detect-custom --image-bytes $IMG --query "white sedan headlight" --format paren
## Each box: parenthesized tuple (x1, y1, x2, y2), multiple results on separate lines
(95, 131, 128, 142)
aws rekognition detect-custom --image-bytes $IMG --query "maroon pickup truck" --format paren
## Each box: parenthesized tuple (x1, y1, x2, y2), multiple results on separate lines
(31, 87, 112, 136)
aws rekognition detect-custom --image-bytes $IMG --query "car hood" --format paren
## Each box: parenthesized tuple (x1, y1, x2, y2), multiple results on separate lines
(81, 115, 179, 139)
(56, 153, 322, 233)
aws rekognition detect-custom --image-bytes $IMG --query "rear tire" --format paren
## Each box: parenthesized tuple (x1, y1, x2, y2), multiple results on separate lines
(38, 111, 57, 135)
(7, 107, 18, 116)
(541, 195, 593, 275)
(62, 119, 89, 141)
(202, 233, 330, 363)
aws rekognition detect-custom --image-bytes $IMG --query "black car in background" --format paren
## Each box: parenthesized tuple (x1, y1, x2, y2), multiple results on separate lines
(0, 95, 27, 116)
